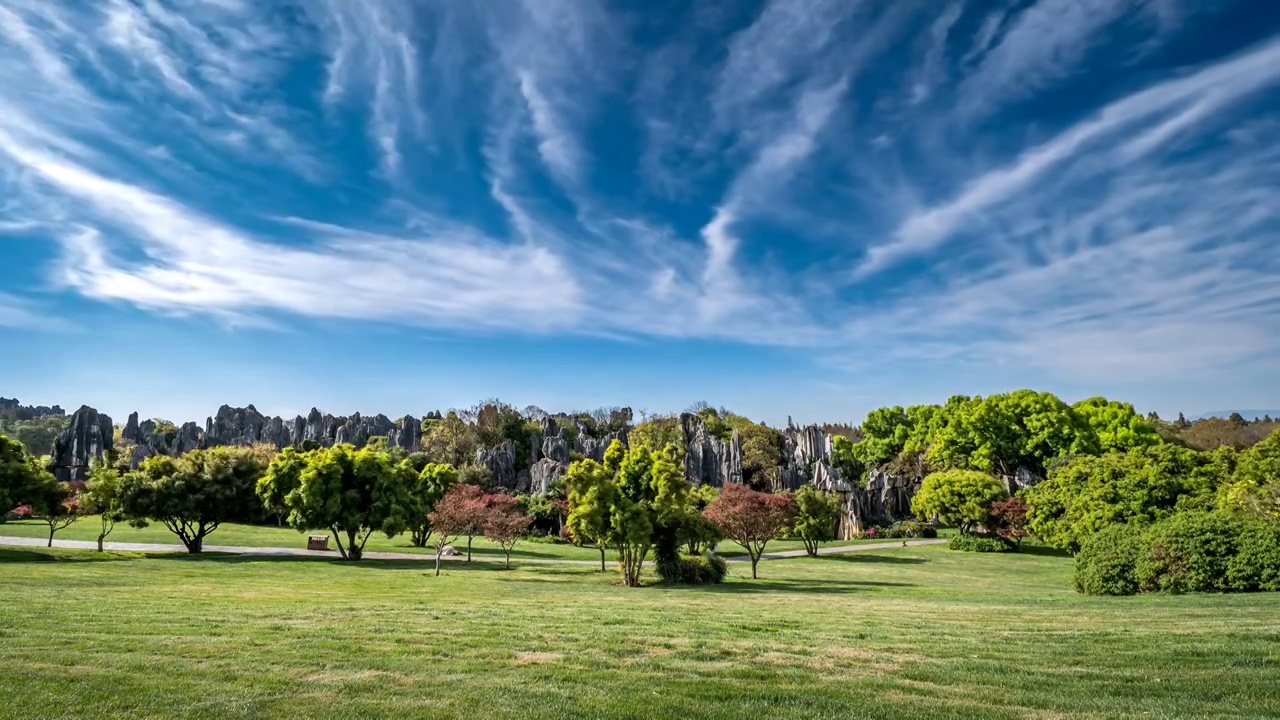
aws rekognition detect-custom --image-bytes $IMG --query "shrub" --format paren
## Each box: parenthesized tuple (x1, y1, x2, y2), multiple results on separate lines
(948, 534, 1013, 553)
(1074, 511, 1280, 595)
(1228, 519, 1280, 592)
(1133, 512, 1241, 593)
(657, 552, 727, 585)
(877, 520, 937, 539)
(1072, 523, 1145, 596)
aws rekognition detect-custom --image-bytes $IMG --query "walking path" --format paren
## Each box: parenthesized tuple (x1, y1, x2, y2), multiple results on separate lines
(0, 535, 945, 565)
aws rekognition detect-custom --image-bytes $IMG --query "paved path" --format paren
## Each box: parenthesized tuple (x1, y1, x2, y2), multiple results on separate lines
(0, 535, 945, 565)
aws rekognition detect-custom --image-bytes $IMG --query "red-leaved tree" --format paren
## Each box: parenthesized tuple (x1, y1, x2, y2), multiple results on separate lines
(482, 494, 532, 569)
(987, 496, 1030, 548)
(427, 484, 486, 576)
(703, 484, 796, 579)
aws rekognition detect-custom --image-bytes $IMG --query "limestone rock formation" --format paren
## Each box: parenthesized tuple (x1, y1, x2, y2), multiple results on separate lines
(203, 404, 270, 448)
(529, 457, 568, 495)
(678, 413, 742, 487)
(49, 405, 113, 481)
(476, 440, 518, 490)
(387, 415, 421, 452)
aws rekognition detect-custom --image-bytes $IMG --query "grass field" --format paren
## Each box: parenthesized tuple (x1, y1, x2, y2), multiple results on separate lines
(0, 519, 894, 559)
(2, 541, 1278, 719)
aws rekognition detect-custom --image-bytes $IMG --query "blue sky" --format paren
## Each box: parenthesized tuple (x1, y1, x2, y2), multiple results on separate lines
(1, 0, 1278, 427)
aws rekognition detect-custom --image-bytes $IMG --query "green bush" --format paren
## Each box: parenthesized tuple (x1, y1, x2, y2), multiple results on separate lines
(1228, 520, 1280, 592)
(1072, 523, 1145, 596)
(947, 534, 1012, 553)
(1133, 512, 1239, 593)
(657, 553, 727, 585)
(1074, 511, 1280, 595)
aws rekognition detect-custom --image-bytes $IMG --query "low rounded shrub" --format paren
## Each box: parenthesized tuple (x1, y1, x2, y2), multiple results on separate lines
(948, 534, 1012, 553)
(1072, 523, 1144, 596)
(657, 553, 727, 585)
(1074, 512, 1280, 595)
(874, 521, 939, 539)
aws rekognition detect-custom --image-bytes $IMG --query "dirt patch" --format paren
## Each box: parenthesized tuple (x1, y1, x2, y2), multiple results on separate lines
(514, 651, 564, 665)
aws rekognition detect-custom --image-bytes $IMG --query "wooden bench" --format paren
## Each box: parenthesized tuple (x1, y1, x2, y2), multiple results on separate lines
(307, 535, 330, 551)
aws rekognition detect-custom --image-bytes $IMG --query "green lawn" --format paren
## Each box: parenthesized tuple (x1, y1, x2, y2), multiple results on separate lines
(0, 519, 890, 560)
(2, 543, 1277, 719)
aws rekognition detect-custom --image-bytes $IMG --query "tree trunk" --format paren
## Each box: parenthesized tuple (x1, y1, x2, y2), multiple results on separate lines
(598, 545, 606, 572)
(347, 531, 363, 560)
(435, 551, 442, 577)
(97, 534, 104, 552)
(466, 536, 473, 562)
(187, 535, 203, 553)
(750, 552, 759, 579)
(505, 548, 511, 569)
(47, 524, 54, 548)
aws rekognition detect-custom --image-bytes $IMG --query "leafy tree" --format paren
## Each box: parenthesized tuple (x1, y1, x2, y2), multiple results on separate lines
(472, 400, 534, 466)
(27, 475, 77, 547)
(564, 458, 615, 571)
(1071, 397, 1161, 453)
(406, 463, 457, 547)
(1024, 444, 1224, 553)
(792, 485, 841, 556)
(910, 470, 1007, 534)
(0, 414, 67, 457)
(1219, 428, 1280, 521)
(986, 496, 1029, 548)
(1, 433, 51, 514)
(703, 484, 795, 579)
(427, 484, 484, 576)
(679, 484, 722, 554)
(830, 435, 866, 486)
(421, 411, 481, 467)
(928, 391, 1096, 476)
(84, 460, 127, 552)
(628, 416, 682, 452)
(261, 444, 410, 560)
(482, 493, 532, 569)
(120, 447, 267, 553)
(258, 446, 309, 527)
(456, 462, 492, 489)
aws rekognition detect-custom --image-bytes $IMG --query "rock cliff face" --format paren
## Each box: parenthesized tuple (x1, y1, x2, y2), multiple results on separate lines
(49, 405, 113, 481)
(476, 440, 518, 490)
(387, 415, 421, 452)
(529, 457, 567, 495)
(678, 413, 743, 487)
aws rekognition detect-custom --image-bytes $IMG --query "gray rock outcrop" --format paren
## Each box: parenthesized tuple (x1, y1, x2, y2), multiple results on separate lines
(388, 415, 421, 452)
(529, 457, 568, 495)
(49, 405, 113, 481)
(476, 440, 518, 490)
(678, 413, 742, 487)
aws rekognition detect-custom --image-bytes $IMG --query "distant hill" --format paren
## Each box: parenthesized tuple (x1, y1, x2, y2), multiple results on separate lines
(1192, 410, 1280, 421)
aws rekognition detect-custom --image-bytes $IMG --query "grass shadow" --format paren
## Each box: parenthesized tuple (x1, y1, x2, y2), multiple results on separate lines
(0, 547, 143, 564)
(1013, 544, 1073, 558)
(818, 553, 930, 565)
(671, 577, 918, 595)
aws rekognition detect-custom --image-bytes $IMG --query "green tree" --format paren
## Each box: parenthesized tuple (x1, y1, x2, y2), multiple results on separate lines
(421, 411, 481, 467)
(27, 475, 77, 547)
(257, 446, 309, 527)
(120, 447, 267, 553)
(1219, 428, 1280, 521)
(910, 470, 1007, 534)
(1071, 397, 1161, 453)
(1024, 444, 1224, 553)
(928, 391, 1096, 476)
(406, 463, 457, 547)
(84, 460, 127, 552)
(264, 444, 411, 560)
(678, 484, 722, 554)
(792, 485, 841, 556)
(564, 457, 616, 572)
(1, 433, 51, 514)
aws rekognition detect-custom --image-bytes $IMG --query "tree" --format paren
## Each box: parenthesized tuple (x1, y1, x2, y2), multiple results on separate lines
(427, 484, 485, 576)
(27, 476, 77, 547)
(1024, 444, 1224, 553)
(910, 470, 1007, 534)
(1219, 428, 1280, 521)
(1071, 397, 1162, 453)
(986, 496, 1029, 548)
(792, 485, 841, 557)
(679, 484, 721, 554)
(406, 463, 457, 547)
(564, 458, 615, 571)
(257, 446, 309, 527)
(420, 411, 480, 467)
(120, 447, 266, 553)
(482, 493, 531, 569)
(84, 460, 127, 552)
(259, 444, 410, 560)
(703, 484, 795, 579)
(1, 433, 50, 514)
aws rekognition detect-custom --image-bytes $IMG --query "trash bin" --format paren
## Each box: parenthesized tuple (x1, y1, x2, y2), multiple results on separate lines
(307, 535, 330, 551)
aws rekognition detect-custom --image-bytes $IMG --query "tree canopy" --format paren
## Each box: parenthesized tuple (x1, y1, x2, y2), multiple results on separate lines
(910, 470, 1007, 534)
(120, 446, 267, 553)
